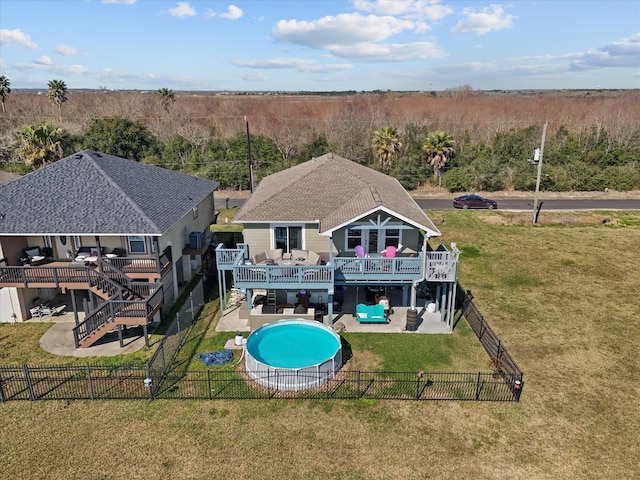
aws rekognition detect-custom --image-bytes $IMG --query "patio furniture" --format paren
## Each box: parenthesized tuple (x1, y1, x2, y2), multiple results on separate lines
(382, 246, 397, 258)
(355, 245, 366, 258)
(355, 303, 389, 323)
(21, 246, 48, 266)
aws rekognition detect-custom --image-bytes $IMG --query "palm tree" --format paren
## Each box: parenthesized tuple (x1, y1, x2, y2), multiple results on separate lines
(157, 87, 176, 113)
(15, 123, 65, 169)
(47, 79, 68, 121)
(422, 131, 455, 187)
(0, 75, 10, 114)
(372, 126, 402, 169)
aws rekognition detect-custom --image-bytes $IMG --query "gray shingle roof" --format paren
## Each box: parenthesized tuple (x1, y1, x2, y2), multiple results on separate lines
(235, 153, 440, 237)
(0, 150, 219, 235)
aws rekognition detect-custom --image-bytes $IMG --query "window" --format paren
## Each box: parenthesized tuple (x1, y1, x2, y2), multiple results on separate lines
(346, 229, 361, 250)
(128, 235, 146, 254)
(73, 236, 81, 249)
(43, 236, 52, 248)
(274, 226, 302, 252)
(385, 229, 401, 248)
(192, 206, 198, 219)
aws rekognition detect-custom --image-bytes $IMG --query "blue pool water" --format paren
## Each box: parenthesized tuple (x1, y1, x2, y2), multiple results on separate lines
(246, 321, 341, 369)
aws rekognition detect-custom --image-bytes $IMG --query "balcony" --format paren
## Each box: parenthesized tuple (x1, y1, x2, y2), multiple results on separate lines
(215, 243, 458, 290)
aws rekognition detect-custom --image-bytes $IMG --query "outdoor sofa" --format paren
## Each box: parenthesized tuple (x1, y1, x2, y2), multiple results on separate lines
(355, 303, 389, 323)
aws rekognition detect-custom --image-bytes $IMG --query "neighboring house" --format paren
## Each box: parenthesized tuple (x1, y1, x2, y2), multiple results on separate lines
(215, 152, 459, 328)
(0, 150, 219, 347)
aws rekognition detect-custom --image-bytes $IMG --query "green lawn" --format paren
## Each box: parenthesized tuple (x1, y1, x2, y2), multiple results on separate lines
(1, 209, 638, 480)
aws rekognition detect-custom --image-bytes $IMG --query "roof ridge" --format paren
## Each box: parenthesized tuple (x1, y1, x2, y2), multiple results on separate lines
(85, 151, 161, 232)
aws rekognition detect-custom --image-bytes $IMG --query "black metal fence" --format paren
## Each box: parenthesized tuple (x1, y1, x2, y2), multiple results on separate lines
(153, 369, 518, 401)
(457, 284, 524, 397)
(0, 367, 517, 402)
(0, 282, 523, 403)
(147, 279, 205, 375)
(0, 364, 150, 401)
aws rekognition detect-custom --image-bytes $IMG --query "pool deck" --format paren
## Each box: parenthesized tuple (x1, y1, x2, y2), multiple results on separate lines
(216, 305, 452, 335)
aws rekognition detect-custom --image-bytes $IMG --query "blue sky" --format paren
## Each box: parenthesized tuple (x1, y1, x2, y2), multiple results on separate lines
(1, 0, 639, 91)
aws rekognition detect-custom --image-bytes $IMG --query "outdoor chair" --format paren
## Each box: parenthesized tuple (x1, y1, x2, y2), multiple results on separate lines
(355, 303, 389, 323)
(355, 245, 366, 258)
(382, 246, 397, 258)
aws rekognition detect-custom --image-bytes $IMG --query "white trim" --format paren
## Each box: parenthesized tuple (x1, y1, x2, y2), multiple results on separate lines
(320, 206, 441, 238)
(270, 223, 305, 251)
(128, 235, 147, 254)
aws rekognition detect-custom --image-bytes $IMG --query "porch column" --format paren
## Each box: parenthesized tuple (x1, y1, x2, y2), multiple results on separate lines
(70, 290, 79, 326)
(327, 292, 333, 325)
(118, 324, 124, 348)
(402, 285, 409, 306)
(143, 324, 149, 348)
(95, 236, 103, 273)
(440, 283, 448, 323)
(153, 237, 161, 274)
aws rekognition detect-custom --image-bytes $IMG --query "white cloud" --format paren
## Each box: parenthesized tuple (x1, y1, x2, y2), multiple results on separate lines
(272, 13, 444, 63)
(452, 5, 515, 35)
(55, 44, 79, 56)
(570, 33, 640, 69)
(352, 0, 453, 21)
(233, 57, 353, 74)
(34, 55, 52, 65)
(239, 72, 269, 82)
(220, 5, 244, 20)
(168, 2, 196, 18)
(0, 29, 38, 50)
(273, 13, 416, 48)
(330, 41, 446, 62)
(14, 62, 90, 76)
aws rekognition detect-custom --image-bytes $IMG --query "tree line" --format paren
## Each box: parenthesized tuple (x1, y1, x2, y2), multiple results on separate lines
(0, 76, 638, 192)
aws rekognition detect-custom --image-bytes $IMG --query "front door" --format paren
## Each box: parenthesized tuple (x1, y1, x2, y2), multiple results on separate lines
(367, 229, 381, 254)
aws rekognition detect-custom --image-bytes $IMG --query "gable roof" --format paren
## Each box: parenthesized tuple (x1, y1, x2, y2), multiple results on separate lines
(235, 153, 440, 237)
(0, 150, 219, 236)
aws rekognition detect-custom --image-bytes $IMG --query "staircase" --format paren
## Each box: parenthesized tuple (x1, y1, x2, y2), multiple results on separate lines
(73, 260, 163, 348)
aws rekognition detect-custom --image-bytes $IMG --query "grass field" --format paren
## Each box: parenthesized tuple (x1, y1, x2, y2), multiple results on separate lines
(1, 210, 638, 480)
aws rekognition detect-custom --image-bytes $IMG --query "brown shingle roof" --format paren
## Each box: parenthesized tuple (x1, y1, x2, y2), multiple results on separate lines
(235, 153, 440, 237)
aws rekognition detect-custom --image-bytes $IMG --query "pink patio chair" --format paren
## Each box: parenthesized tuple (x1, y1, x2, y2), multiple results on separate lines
(382, 246, 397, 258)
(355, 245, 366, 258)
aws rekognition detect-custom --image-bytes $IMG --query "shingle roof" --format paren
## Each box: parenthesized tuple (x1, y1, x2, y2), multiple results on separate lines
(0, 150, 219, 235)
(235, 153, 440, 237)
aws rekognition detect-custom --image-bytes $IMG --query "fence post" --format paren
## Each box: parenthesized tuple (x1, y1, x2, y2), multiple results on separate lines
(23, 364, 35, 401)
(207, 370, 212, 400)
(86, 363, 94, 400)
(0, 374, 5, 402)
(357, 370, 361, 398)
(176, 312, 182, 344)
(475, 372, 482, 401)
(145, 364, 154, 401)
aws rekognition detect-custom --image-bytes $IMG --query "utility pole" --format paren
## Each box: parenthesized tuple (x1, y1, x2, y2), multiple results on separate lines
(245, 116, 254, 193)
(531, 121, 548, 225)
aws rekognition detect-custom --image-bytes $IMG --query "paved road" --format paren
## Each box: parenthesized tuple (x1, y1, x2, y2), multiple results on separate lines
(219, 197, 639, 211)
(414, 198, 640, 211)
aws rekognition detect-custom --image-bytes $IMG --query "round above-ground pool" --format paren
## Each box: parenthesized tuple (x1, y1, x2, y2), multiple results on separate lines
(245, 319, 343, 391)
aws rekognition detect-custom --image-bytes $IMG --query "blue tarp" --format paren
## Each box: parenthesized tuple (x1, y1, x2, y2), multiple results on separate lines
(197, 349, 234, 366)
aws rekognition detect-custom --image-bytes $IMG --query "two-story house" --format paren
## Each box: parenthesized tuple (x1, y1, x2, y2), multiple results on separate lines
(215, 153, 459, 330)
(0, 150, 219, 348)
